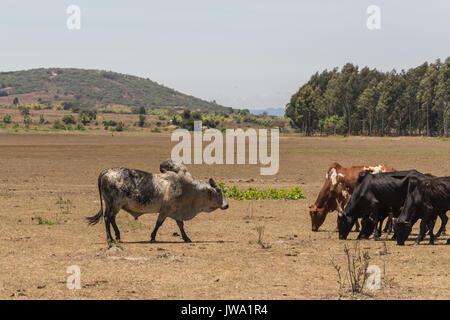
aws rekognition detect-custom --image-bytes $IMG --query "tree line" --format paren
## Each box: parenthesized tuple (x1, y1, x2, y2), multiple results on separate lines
(286, 58, 449, 137)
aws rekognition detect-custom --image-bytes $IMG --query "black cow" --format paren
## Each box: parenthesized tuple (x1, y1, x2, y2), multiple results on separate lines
(394, 176, 450, 245)
(337, 170, 429, 240)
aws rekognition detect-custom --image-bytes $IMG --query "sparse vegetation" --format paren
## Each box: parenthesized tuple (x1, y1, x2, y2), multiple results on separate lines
(36, 216, 56, 226)
(330, 243, 371, 297)
(255, 225, 271, 249)
(56, 196, 72, 215)
(218, 182, 305, 200)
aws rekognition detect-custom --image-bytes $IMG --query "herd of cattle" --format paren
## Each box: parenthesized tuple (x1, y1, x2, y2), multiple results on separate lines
(87, 159, 449, 245)
(309, 162, 450, 245)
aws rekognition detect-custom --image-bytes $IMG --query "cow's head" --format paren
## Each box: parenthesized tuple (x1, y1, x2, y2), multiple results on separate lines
(309, 204, 327, 232)
(336, 200, 354, 240)
(392, 218, 411, 245)
(208, 178, 229, 210)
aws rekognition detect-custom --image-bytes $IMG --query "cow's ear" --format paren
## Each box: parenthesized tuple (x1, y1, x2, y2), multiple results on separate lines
(209, 178, 218, 188)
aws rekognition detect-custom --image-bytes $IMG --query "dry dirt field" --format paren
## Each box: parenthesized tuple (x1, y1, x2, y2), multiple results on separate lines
(0, 132, 449, 299)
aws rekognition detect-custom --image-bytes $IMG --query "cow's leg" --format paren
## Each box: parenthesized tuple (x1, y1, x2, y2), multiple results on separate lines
(176, 220, 191, 243)
(383, 214, 392, 233)
(354, 219, 361, 232)
(150, 214, 166, 243)
(366, 202, 381, 240)
(426, 216, 436, 245)
(415, 220, 427, 245)
(357, 216, 372, 240)
(371, 210, 383, 240)
(374, 217, 383, 239)
(390, 231, 397, 241)
(435, 212, 448, 238)
(110, 207, 121, 242)
(104, 206, 113, 242)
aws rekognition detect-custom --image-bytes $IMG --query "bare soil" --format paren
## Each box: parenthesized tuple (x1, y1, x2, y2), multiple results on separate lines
(0, 132, 448, 299)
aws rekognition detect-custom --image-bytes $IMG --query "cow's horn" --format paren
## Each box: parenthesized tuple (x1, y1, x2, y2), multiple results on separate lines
(209, 178, 218, 188)
(335, 199, 343, 212)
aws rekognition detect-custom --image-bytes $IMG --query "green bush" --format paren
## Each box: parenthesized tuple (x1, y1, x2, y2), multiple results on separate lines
(23, 115, 32, 127)
(53, 120, 66, 130)
(103, 119, 117, 127)
(114, 121, 125, 132)
(138, 114, 146, 127)
(217, 182, 305, 200)
(3, 114, 12, 124)
(62, 114, 76, 125)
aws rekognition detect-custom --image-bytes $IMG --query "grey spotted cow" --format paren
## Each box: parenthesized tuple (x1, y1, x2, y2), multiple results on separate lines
(87, 160, 229, 243)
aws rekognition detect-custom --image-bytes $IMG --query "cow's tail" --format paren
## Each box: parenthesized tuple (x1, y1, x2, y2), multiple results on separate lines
(86, 174, 104, 225)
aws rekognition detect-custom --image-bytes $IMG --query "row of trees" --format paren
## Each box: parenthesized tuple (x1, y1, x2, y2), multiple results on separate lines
(286, 58, 449, 136)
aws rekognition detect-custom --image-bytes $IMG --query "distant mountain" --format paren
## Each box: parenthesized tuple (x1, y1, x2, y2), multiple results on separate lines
(0, 68, 232, 113)
(249, 107, 285, 117)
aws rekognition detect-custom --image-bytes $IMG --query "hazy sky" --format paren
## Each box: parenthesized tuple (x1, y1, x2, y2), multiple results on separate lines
(1, 0, 449, 109)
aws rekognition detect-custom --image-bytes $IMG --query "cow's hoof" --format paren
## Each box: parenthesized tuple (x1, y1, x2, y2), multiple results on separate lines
(150, 238, 156, 243)
(183, 238, 192, 243)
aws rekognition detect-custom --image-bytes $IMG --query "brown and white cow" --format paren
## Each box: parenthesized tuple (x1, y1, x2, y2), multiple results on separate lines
(309, 162, 396, 232)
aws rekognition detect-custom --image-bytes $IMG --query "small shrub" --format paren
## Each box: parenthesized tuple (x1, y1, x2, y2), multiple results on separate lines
(3, 114, 12, 124)
(330, 243, 371, 296)
(256, 225, 271, 249)
(62, 114, 76, 125)
(52, 120, 66, 130)
(56, 196, 72, 215)
(36, 216, 56, 225)
(23, 115, 32, 127)
(138, 114, 146, 127)
(114, 121, 125, 132)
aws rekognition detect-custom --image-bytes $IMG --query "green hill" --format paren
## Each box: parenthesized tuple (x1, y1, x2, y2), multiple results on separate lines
(0, 68, 232, 113)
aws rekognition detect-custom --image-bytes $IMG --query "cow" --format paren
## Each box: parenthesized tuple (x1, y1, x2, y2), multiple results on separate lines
(86, 160, 229, 243)
(337, 170, 428, 240)
(309, 162, 396, 232)
(393, 176, 450, 245)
